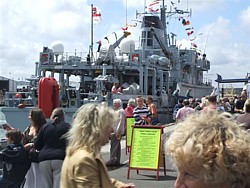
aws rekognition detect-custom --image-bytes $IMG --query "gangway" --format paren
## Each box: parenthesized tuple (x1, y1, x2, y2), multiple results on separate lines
(215, 73, 250, 83)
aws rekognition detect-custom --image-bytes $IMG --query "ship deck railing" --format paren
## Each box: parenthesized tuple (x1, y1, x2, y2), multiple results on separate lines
(3, 92, 34, 107)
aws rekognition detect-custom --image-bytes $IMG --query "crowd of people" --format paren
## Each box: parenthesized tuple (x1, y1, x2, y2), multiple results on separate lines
(0, 90, 249, 187)
(172, 91, 250, 130)
(0, 94, 160, 187)
(0, 103, 136, 188)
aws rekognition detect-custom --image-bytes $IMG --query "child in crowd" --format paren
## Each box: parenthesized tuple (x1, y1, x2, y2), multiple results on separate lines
(0, 129, 30, 188)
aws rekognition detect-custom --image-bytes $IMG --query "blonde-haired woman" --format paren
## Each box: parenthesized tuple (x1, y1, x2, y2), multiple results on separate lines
(166, 111, 250, 188)
(60, 103, 134, 188)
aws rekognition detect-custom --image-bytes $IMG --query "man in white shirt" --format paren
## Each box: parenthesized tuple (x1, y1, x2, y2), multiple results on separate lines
(106, 98, 126, 167)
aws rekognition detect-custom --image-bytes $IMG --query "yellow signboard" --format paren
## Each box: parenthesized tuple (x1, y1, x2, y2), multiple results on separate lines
(126, 117, 134, 147)
(129, 126, 162, 169)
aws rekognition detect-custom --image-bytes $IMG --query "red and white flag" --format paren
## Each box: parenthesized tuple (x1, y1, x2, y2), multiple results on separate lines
(191, 43, 197, 48)
(147, 1, 160, 13)
(92, 6, 101, 24)
(187, 31, 194, 36)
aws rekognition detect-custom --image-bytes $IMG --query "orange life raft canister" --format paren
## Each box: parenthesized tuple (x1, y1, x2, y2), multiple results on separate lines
(38, 77, 59, 118)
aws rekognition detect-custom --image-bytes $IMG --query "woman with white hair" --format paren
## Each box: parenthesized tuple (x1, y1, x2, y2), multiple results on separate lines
(125, 98, 135, 117)
(166, 111, 250, 188)
(60, 103, 134, 188)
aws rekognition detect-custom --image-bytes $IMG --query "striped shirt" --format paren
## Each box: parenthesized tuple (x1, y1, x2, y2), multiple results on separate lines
(133, 106, 151, 125)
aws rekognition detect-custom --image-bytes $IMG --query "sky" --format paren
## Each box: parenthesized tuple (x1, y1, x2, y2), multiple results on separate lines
(0, 0, 249, 88)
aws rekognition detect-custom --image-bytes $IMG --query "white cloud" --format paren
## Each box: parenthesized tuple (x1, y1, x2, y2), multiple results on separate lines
(124, 0, 144, 9)
(238, 6, 250, 34)
(184, 0, 226, 11)
(200, 15, 250, 86)
(0, 0, 91, 79)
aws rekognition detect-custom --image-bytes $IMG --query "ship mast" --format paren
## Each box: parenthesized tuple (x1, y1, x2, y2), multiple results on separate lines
(160, 0, 166, 34)
(90, 4, 94, 63)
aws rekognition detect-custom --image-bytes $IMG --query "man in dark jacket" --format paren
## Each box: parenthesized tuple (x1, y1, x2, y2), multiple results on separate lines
(35, 108, 70, 188)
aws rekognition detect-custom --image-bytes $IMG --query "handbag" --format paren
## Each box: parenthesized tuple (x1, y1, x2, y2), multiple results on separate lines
(29, 148, 39, 163)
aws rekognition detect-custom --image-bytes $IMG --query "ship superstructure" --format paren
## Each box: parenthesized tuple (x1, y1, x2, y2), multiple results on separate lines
(0, 0, 213, 130)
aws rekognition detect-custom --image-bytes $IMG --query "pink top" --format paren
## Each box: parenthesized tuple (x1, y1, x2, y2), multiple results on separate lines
(111, 85, 118, 94)
(125, 106, 135, 117)
(176, 106, 195, 121)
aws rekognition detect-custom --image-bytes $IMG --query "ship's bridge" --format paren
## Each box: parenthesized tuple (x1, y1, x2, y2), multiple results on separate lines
(140, 15, 170, 59)
(141, 16, 164, 29)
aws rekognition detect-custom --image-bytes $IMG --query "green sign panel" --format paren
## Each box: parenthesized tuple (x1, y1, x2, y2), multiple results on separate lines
(130, 127, 161, 169)
(126, 117, 134, 147)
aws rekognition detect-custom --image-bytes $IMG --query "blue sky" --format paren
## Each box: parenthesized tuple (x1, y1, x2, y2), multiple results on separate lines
(0, 0, 249, 87)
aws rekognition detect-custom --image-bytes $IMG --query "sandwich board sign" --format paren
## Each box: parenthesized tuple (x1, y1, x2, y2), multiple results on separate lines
(125, 117, 134, 154)
(127, 125, 166, 180)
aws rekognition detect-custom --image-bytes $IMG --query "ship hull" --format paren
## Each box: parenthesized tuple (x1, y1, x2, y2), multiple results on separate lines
(0, 105, 174, 131)
(0, 107, 77, 131)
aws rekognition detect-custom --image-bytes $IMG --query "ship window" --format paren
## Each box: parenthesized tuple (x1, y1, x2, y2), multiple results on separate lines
(183, 65, 191, 74)
(143, 16, 163, 29)
(141, 39, 146, 46)
(147, 39, 153, 46)
(147, 31, 153, 38)
(180, 52, 186, 56)
(142, 31, 146, 38)
(141, 31, 147, 46)
(147, 31, 153, 46)
(141, 31, 153, 46)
